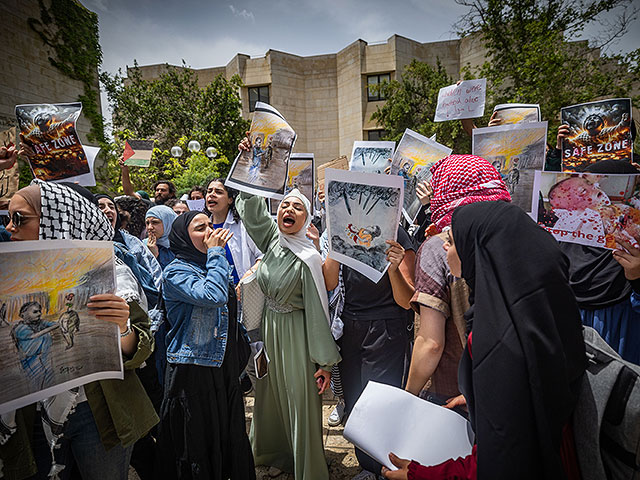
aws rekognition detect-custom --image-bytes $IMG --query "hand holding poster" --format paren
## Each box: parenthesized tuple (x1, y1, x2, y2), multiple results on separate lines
(15, 103, 89, 181)
(492, 104, 541, 124)
(561, 98, 633, 172)
(472, 121, 548, 212)
(349, 141, 395, 174)
(326, 169, 403, 283)
(123, 139, 154, 167)
(0, 240, 122, 414)
(533, 171, 640, 250)
(390, 129, 452, 223)
(434, 79, 486, 122)
(225, 102, 296, 199)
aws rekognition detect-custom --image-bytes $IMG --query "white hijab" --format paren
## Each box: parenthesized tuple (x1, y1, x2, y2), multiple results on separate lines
(278, 189, 330, 325)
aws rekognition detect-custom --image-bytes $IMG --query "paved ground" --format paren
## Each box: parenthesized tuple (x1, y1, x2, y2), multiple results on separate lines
(129, 392, 360, 480)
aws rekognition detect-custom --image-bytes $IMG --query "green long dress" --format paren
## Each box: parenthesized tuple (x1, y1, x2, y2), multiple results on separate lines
(236, 192, 341, 480)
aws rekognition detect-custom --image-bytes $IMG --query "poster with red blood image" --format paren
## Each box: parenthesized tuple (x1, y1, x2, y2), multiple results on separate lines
(532, 171, 640, 249)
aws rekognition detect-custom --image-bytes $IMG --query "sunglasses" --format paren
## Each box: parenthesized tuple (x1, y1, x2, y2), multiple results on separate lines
(0, 211, 39, 228)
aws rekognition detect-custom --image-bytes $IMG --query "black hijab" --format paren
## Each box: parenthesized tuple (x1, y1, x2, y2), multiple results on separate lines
(561, 159, 640, 309)
(169, 211, 208, 267)
(95, 193, 126, 245)
(452, 201, 586, 480)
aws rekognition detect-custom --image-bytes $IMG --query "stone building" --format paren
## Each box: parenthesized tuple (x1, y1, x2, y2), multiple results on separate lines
(134, 34, 487, 166)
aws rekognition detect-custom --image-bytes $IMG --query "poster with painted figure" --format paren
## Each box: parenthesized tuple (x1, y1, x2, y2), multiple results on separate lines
(349, 141, 395, 174)
(434, 79, 486, 122)
(390, 129, 452, 224)
(492, 104, 541, 124)
(0, 127, 19, 209)
(561, 98, 633, 172)
(532, 171, 640, 250)
(326, 169, 403, 283)
(0, 240, 122, 415)
(269, 153, 315, 215)
(225, 102, 296, 199)
(15, 103, 89, 181)
(472, 121, 548, 212)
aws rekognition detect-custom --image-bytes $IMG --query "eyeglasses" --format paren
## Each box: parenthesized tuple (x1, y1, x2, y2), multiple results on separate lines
(0, 211, 39, 228)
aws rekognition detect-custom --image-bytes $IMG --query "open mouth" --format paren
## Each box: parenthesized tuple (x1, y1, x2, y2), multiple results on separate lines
(207, 199, 218, 209)
(282, 214, 295, 227)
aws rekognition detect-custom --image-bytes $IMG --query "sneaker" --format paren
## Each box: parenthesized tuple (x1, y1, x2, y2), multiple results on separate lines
(327, 399, 345, 427)
(351, 470, 377, 480)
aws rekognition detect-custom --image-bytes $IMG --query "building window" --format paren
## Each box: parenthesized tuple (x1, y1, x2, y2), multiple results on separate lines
(249, 86, 270, 112)
(367, 73, 390, 101)
(367, 129, 388, 141)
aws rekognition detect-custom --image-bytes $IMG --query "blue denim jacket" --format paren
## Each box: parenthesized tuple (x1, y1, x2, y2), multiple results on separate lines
(162, 247, 231, 367)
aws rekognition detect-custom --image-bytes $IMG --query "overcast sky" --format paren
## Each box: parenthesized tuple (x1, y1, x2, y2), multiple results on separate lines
(84, 0, 639, 118)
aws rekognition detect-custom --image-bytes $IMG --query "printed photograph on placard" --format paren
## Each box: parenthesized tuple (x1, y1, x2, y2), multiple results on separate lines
(492, 104, 541, 125)
(0, 240, 122, 414)
(15, 103, 89, 181)
(561, 98, 633, 172)
(0, 127, 19, 208)
(326, 169, 403, 283)
(533, 171, 640, 250)
(269, 153, 314, 215)
(225, 102, 296, 199)
(472, 121, 547, 212)
(349, 141, 395, 174)
(390, 129, 452, 223)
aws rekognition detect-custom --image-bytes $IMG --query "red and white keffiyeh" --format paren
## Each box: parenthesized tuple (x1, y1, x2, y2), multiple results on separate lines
(429, 154, 511, 232)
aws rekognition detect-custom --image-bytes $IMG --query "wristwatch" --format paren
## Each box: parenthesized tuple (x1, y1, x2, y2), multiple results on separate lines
(120, 319, 132, 338)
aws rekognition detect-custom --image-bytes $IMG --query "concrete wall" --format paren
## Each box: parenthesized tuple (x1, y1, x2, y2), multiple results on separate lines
(0, 0, 100, 143)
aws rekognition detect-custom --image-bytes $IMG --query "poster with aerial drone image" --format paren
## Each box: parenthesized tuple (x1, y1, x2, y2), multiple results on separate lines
(349, 141, 395, 174)
(325, 169, 403, 283)
(15, 103, 89, 181)
(561, 98, 633, 172)
(225, 102, 296, 199)
(0, 240, 122, 415)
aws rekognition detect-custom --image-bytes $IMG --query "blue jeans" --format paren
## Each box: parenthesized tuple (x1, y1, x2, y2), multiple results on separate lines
(30, 401, 133, 480)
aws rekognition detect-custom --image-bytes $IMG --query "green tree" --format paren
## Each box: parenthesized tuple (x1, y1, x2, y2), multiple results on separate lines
(371, 59, 471, 153)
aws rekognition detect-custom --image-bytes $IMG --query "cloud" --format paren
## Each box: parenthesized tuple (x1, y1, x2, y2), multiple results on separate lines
(229, 5, 255, 22)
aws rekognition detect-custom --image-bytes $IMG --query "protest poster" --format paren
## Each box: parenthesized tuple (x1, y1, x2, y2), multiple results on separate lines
(0, 240, 122, 414)
(317, 155, 348, 190)
(492, 104, 541, 124)
(15, 103, 89, 181)
(349, 141, 395, 174)
(473, 121, 548, 212)
(390, 129, 452, 223)
(532, 171, 640, 250)
(186, 198, 205, 211)
(225, 102, 296, 199)
(123, 139, 154, 167)
(326, 169, 403, 283)
(434, 79, 486, 122)
(561, 98, 633, 172)
(52, 145, 100, 187)
(0, 127, 19, 209)
(269, 153, 315, 215)
(344, 382, 474, 471)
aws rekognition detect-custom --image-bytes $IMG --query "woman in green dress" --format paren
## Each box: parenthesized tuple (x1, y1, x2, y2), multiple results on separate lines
(236, 188, 341, 480)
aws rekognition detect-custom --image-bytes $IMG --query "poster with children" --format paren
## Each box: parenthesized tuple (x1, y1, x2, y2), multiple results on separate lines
(325, 169, 404, 283)
(0, 240, 122, 414)
(15, 103, 89, 181)
(225, 102, 296, 199)
(390, 129, 452, 223)
(269, 153, 315, 215)
(472, 121, 548, 212)
(561, 98, 633, 172)
(434, 79, 486, 122)
(532, 171, 640, 250)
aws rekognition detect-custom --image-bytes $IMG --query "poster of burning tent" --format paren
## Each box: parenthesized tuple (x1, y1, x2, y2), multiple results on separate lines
(532, 171, 640, 250)
(226, 102, 296, 199)
(325, 169, 404, 283)
(561, 98, 633, 172)
(15, 103, 89, 181)
(349, 141, 396, 174)
(0, 127, 19, 209)
(492, 104, 541, 125)
(0, 240, 122, 414)
(390, 129, 452, 223)
(270, 153, 315, 215)
(472, 121, 548, 212)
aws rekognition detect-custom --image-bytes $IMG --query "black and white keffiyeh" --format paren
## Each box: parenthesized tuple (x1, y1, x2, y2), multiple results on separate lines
(34, 179, 114, 240)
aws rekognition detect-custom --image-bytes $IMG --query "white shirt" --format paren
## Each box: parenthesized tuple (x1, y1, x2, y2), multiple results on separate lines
(218, 210, 263, 278)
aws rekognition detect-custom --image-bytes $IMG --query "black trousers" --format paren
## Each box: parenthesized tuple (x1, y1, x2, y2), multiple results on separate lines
(338, 316, 409, 474)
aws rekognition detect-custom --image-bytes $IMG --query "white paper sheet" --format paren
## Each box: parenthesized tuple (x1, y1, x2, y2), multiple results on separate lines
(434, 79, 486, 122)
(343, 382, 474, 470)
(186, 198, 206, 211)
